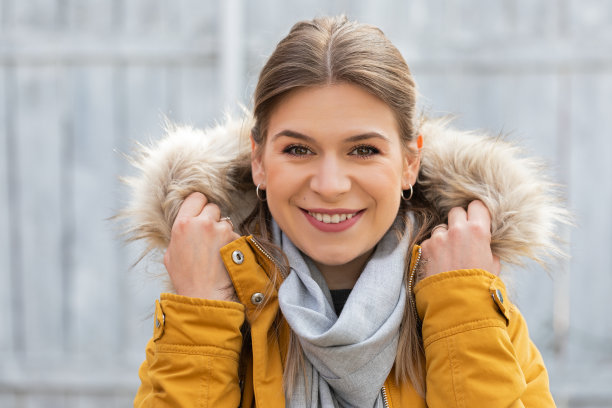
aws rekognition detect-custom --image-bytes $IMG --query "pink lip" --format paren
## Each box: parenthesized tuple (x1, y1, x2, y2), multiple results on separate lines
(301, 208, 364, 233)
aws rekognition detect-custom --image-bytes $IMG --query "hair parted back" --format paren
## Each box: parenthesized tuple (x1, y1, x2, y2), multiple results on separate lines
(241, 15, 434, 397)
(251, 15, 418, 153)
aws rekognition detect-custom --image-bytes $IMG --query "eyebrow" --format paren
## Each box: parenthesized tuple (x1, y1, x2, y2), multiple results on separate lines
(271, 129, 391, 144)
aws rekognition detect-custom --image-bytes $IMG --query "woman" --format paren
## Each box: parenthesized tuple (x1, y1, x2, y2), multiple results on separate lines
(123, 16, 566, 407)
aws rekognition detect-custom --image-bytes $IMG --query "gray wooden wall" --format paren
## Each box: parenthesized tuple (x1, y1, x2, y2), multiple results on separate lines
(1, 1, 610, 407)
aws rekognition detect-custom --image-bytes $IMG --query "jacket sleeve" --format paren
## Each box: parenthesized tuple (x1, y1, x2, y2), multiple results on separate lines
(134, 293, 246, 407)
(414, 269, 555, 407)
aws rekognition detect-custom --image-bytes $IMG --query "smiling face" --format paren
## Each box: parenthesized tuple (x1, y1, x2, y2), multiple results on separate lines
(252, 83, 419, 281)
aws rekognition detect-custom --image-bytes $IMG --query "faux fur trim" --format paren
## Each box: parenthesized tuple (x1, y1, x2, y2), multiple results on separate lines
(117, 117, 255, 258)
(418, 118, 570, 267)
(117, 115, 570, 268)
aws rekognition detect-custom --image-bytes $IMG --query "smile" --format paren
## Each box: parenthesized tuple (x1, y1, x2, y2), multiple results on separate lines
(301, 208, 364, 233)
(307, 211, 357, 224)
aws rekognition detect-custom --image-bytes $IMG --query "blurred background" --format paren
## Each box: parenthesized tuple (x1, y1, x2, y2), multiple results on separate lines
(0, 0, 611, 407)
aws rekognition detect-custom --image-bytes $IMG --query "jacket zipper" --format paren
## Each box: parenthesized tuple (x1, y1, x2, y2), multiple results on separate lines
(248, 236, 287, 278)
(407, 246, 422, 325)
(382, 385, 390, 408)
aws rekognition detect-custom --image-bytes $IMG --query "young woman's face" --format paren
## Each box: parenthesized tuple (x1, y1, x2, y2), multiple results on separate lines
(252, 83, 419, 270)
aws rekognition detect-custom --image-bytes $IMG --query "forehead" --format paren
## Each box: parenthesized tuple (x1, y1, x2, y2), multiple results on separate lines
(267, 83, 400, 143)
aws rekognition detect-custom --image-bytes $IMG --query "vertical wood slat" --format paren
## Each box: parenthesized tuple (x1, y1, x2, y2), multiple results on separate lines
(68, 66, 122, 357)
(0, 66, 14, 353)
(220, 0, 244, 113)
(171, 65, 219, 127)
(24, 394, 68, 408)
(568, 73, 612, 365)
(16, 66, 65, 359)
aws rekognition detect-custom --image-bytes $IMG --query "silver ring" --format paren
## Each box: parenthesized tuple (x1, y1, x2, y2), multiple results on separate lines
(431, 223, 448, 234)
(220, 216, 233, 229)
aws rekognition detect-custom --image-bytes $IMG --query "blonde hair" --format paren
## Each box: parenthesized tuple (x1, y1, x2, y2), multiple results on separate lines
(241, 15, 441, 397)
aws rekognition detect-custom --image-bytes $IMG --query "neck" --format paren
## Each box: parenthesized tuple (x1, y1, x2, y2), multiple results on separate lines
(314, 249, 374, 290)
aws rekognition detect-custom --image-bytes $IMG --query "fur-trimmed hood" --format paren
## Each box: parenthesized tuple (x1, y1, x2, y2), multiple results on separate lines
(119, 116, 570, 269)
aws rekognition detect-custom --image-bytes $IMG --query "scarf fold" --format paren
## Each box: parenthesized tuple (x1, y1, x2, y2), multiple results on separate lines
(276, 221, 409, 408)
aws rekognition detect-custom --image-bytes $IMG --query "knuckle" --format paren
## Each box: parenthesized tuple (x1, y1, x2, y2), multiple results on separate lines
(468, 221, 489, 238)
(449, 206, 464, 216)
(198, 215, 216, 230)
(446, 226, 462, 240)
(172, 216, 191, 232)
(205, 203, 220, 213)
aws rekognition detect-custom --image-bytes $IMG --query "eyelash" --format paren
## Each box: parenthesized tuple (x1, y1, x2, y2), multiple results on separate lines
(350, 144, 380, 158)
(282, 144, 381, 158)
(283, 144, 313, 157)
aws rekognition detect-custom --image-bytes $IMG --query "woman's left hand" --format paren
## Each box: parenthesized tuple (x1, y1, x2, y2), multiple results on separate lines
(420, 200, 500, 279)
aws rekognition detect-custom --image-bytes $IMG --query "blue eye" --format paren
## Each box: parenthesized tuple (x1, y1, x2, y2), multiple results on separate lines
(350, 145, 380, 157)
(283, 144, 312, 156)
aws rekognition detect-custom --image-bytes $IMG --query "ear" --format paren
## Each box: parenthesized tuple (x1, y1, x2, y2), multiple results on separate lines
(401, 139, 421, 190)
(251, 133, 266, 187)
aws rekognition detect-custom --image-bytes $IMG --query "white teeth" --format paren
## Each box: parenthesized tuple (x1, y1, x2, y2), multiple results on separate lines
(308, 211, 358, 224)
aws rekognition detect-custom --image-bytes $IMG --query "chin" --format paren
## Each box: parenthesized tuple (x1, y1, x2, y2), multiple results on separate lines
(306, 250, 364, 267)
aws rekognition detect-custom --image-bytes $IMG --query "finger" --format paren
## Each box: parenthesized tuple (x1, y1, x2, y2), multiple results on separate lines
(447, 206, 467, 229)
(220, 217, 234, 229)
(431, 223, 448, 236)
(467, 200, 491, 232)
(200, 202, 221, 221)
(177, 192, 208, 218)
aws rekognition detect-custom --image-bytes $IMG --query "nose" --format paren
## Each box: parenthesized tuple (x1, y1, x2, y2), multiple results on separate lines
(309, 155, 351, 199)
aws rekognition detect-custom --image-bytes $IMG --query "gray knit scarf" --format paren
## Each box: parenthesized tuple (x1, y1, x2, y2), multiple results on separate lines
(276, 221, 408, 408)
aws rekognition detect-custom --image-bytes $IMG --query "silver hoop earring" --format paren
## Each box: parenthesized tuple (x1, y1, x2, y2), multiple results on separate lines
(256, 183, 267, 202)
(402, 184, 413, 201)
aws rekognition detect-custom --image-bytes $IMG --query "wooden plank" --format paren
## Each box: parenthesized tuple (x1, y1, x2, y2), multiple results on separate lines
(15, 66, 65, 359)
(0, 67, 14, 353)
(568, 0, 612, 37)
(172, 65, 219, 127)
(175, 0, 219, 38)
(12, 0, 59, 31)
(0, 394, 19, 408)
(567, 72, 612, 367)
(121, 0, 165, 34)
(220, 0, 244, 112)
(65, 0, 116, 34)
(24, 394, 68, 408)
(66, 66, 125, 357)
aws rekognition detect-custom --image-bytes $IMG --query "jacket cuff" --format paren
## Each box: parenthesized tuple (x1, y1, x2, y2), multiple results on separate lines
(414, 269, 510, 345)
(153, 293, 245, 354)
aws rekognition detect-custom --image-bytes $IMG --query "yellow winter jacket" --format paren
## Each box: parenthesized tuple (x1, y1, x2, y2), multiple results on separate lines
(121, 117, 567, 407)
(134, 237, 555, 407)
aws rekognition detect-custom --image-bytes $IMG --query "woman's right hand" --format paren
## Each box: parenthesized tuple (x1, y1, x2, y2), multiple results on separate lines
(163, 192, 240, 301)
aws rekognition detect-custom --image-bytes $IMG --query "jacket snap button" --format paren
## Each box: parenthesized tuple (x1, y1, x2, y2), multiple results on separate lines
(232, 250, 244, 264)
(496, 289, 504, 304)
(251, 292, 265, 305)
(155, 313, 164, 328)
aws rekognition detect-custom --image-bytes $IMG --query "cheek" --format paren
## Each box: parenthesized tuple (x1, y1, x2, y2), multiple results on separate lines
(360, 164, 403, 198)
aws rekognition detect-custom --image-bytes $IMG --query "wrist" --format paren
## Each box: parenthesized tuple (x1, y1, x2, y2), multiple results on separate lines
(177, 284, 238, 302)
